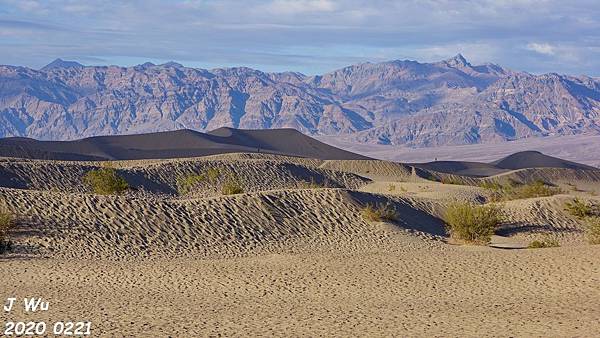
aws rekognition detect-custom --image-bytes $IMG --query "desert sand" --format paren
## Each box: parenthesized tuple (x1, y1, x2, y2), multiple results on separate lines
(1, 152, 599, 336)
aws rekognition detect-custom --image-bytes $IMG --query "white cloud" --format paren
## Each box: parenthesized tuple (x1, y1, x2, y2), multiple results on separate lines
(265, 0, 337, 15)
(526, 42, 556, 55)
(0, 0, 599, 75)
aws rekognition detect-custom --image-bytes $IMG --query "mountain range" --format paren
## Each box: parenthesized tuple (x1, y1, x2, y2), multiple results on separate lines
(1, 55, 599, 146)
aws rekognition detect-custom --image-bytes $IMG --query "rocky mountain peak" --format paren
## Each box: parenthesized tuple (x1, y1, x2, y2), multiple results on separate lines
(443, 54, 471, 68)
(41, 58, 85, 71)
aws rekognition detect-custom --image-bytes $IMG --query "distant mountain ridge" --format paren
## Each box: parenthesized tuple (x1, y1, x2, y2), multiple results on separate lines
(0, 55, 599, 146)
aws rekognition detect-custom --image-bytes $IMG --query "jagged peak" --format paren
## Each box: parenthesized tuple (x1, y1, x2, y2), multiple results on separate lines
(443, 53, 471, 68)
(41, 58, 84, 71)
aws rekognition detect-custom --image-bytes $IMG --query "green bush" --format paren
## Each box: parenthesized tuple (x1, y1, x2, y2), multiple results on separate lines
(84, 168, 129, 195)
(0, 206, 15, 253)
(361, 202, 397, 222)
(388, 184, 396, 192)
(565, 198, 593, 219)
(514, 180, 561, 199)
(479, 181, 503, 191)
(206, 168, 221, 182)
(176, 167, 222, 195)
(527, 237, 560, 248)
(586, 217, 600, 245)
(444, 202, 502, 244)
(481, 180, 561, 201)
(221, 175, 244, 195)
(177, 173, 206, 195)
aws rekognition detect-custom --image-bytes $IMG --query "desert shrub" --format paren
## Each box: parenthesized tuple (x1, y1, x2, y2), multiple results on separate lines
(513, 180, 561, 199)
(177, 168, 222, 195)
(586, 217, 600, 245)
(361, 202, 397, 222)
(177, 172, 206, 195)
(479, 181, 503, 191)
(388, 184, 396, 192)
(206, 168, 221, 182)
(221, 175, 244, 195)
(527, 237, 560, 248)
(444, 202, 502, 244)
(565, 198, 593, 219)
(84, 168, 129, 195)
(0, 206, 15, 253)
(481, 180, 561, 201)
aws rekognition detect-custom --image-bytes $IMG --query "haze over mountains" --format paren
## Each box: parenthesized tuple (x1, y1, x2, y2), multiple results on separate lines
(1, 55, 599, 146)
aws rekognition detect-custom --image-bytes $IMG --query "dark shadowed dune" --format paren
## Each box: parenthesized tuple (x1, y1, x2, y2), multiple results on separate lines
(413, 151, 598, 177)
(411, 161, 506, 177)
(0, 128, 369, 161)
(491, 151, 597, 171)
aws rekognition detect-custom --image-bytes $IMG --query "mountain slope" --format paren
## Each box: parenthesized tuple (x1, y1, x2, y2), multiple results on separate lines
(0, 55, 599, 146)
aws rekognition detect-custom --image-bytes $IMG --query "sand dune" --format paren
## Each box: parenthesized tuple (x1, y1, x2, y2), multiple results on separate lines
(1, 151, 599, 336)
(1, 187, 447, 259)
(0, 128, 369, 161)
(413, 150, 598, 177)
(492, 150, 597, 170)
(318, 159, 416, 180)
(0, 156, 369, 196)
(1, 153, 596, 260)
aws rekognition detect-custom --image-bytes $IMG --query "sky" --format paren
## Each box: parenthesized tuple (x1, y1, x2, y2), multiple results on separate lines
(0, 0, 599, 76)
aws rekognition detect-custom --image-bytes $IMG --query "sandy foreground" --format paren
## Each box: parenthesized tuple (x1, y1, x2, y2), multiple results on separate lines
(1, 240, 599, 337)
(1, 154, 599, 336)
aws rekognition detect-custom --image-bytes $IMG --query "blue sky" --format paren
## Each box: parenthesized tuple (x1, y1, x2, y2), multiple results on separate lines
(0, 0, 599, 75)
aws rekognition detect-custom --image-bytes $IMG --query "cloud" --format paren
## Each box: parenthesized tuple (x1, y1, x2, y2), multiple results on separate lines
(0, 0, 598, 75)
(264, 0, 337, 15)
(526, 42, 556, 55)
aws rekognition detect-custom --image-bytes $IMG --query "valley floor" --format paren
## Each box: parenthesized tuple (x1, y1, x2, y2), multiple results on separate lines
(321, 133, 600, 168)
(1, 238, 599, 337)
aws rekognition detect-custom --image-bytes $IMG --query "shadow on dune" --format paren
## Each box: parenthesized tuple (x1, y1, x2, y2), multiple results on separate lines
(346, 190, 447, 237)
(496, 223, 582, 236)
(1, 218, 49, 259)
(119, 171, 177, 195)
